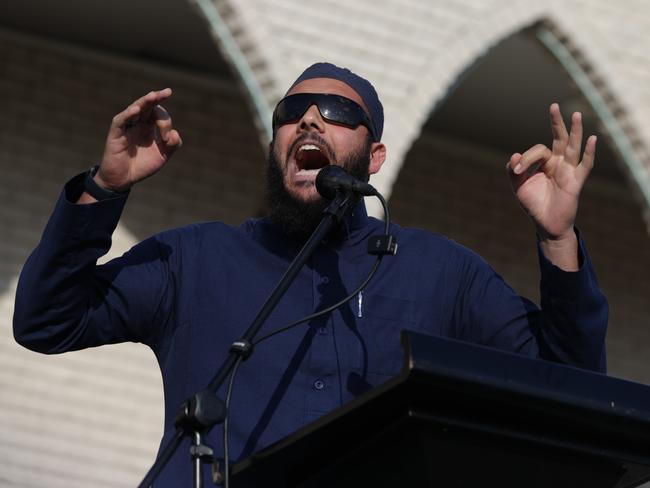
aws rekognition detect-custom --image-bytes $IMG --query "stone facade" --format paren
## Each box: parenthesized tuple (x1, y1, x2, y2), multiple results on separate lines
(2, 1, 650, 486)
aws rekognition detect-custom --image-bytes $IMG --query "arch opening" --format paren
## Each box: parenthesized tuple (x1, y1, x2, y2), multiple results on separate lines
(390, 25, 650, 383)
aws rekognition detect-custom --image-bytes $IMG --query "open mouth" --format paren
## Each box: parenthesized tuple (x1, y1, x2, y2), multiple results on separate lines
(294, 143, 330, 172)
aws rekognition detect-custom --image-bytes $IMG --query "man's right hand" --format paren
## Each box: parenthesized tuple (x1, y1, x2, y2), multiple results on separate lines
(78, 89, 182, 203)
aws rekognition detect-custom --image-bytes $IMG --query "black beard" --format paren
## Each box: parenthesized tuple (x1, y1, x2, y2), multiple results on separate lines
(265, 135, 372, 242)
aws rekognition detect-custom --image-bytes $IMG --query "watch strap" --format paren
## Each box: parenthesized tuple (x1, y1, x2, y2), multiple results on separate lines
(83, 165, 130, 201)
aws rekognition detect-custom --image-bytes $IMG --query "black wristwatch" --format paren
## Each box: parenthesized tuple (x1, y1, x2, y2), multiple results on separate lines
(83, 165, 130, 201)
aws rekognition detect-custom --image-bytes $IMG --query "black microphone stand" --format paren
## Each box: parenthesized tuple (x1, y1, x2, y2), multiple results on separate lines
(138, 190, 359, 488)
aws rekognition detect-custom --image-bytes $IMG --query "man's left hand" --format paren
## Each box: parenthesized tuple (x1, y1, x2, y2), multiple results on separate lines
(507, 103, 596, 271)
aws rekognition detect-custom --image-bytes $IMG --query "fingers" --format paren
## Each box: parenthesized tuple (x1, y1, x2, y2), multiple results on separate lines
(153, 105, 182, 153)
(550, 103, 569, 156)
(510, 144, 551, 175)
(138, 89, 172, 127)
(110, 104, 140, 138)
(565, 111, 583, 166)
(549, 103, 587, 168)
(576, 135, 597, 181)
(110, 88, 173, 135)
(508, 152, 522, 168)
(506, 153, 522, 190)
(153, 105, 172, 141)
(506, 152, 522, 179)
(165, 129, 183, 151)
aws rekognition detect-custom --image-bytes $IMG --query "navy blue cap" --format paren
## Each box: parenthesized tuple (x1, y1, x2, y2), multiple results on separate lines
(288, 62, 384, 141)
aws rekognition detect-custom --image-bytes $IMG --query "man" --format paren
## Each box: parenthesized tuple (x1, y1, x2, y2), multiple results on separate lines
(13, 63, 607, 485)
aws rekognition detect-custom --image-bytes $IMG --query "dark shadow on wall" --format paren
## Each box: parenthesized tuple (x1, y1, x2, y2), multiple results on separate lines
(389, 28, 650, 383)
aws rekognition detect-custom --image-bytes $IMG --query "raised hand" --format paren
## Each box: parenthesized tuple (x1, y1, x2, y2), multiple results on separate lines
(95, 88, 182, 192)
(507, 103, 596, 270)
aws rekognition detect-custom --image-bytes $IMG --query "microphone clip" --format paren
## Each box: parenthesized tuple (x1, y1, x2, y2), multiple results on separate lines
(323, 190, 359, 222)
(367, 234, 398, 256)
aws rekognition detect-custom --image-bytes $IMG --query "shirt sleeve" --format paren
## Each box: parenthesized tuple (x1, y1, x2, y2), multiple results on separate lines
(13, 173, 174, 354)
(452, 229, 607, 373)
(535, 229, 608, 372)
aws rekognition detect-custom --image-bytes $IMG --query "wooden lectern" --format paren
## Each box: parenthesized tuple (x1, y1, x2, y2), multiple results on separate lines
(231, 331, 650, 487)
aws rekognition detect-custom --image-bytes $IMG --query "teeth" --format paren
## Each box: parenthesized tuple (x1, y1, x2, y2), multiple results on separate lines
(298, 144, 320, 152)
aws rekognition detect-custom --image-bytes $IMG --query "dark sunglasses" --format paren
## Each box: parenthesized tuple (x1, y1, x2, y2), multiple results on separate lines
(272, 93, 378, 141)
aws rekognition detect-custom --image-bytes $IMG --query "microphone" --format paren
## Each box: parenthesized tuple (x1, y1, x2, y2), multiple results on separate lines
(316, 165, 377, 199)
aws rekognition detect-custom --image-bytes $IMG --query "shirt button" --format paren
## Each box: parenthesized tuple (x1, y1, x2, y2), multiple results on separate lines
(320, 276, 330, 284)
(313, 379, 325, 390)
(318, 326, 327, 335)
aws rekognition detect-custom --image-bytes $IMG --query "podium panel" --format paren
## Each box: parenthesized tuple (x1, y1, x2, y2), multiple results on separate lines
(232, 332, 650, 488)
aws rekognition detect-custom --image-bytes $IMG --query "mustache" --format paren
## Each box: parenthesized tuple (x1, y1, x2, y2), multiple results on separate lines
(286, 133, 336, 163)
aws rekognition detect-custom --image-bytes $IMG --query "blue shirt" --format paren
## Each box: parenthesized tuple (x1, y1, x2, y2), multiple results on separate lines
(13, 173, 608, 486)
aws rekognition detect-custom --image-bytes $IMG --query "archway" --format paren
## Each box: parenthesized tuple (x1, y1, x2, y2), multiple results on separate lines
(390, 25, 650, 383)
(0, 7, 267, 484)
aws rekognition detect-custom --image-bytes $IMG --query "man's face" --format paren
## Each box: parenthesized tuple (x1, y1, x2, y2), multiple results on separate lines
(271, 78, 385, 203)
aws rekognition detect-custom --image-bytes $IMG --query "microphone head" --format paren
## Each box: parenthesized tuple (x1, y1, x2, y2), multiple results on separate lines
(316, 165, 377, 199)
(316, 165, 350, 200)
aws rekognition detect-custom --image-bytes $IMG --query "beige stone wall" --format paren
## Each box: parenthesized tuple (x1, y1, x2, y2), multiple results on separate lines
(3, 0, 650, 486)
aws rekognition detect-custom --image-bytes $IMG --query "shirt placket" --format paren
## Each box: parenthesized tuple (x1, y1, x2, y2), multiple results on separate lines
(304, 249, 344, 424)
